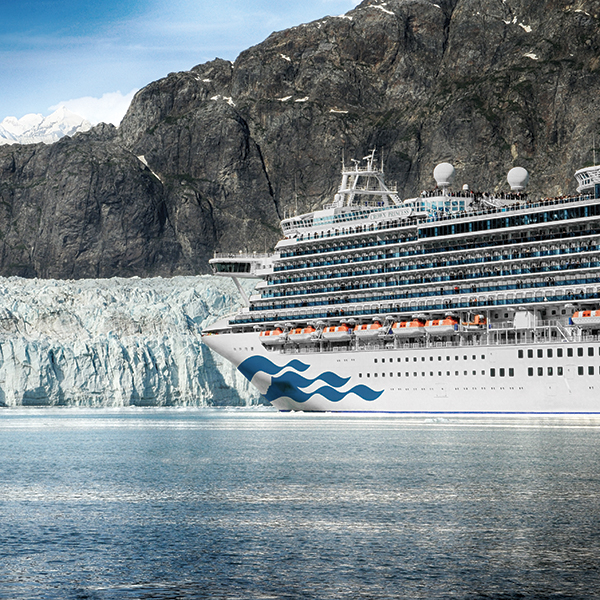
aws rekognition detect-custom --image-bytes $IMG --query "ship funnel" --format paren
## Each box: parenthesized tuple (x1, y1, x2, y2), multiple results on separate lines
(507, 167, 529, 191)
(433, 163, 456, 188)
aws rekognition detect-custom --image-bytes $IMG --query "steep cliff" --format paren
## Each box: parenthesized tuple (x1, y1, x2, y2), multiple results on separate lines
(0, 0, 599, 278)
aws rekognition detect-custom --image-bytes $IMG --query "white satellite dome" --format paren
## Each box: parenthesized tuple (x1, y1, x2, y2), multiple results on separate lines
(507, 167, 529, 191)
(433, 163, 456, 188)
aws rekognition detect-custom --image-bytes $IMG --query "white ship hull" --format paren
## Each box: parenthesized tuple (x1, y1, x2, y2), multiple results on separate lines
(203, 331, 600, 413)
(204, 154, 600, 414)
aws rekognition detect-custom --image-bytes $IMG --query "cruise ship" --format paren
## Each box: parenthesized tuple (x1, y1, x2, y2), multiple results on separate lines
(202, 151, 600, 413)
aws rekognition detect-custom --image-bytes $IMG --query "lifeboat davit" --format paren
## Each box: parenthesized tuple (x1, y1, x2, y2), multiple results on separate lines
(259, 328, 287, 345)
(288, 326, 317, 343)
(572, 310, 600, 327)
(425, 316, 459, 335)
(322, 323, 353, 341)
(462, 314, 487, 330)
(391, 318, 426, 337)
(354, 321, 383, 339)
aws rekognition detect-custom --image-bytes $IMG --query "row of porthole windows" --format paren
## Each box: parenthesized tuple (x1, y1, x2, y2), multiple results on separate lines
(359, 369, 506, 378)
(374, 355, 486, 363)
(527, 366, 565, 376)
(519, 347, 596, 359)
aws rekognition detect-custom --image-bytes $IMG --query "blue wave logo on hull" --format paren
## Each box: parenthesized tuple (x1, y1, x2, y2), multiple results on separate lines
(237, 355, 383, 405)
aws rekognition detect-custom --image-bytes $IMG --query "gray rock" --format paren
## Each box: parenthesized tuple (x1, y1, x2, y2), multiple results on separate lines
(1, 0, 599, 278)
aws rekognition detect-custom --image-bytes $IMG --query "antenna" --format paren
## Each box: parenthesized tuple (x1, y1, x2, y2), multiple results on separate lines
(294, 173, 298, 216)
(594, 131, 597, 166)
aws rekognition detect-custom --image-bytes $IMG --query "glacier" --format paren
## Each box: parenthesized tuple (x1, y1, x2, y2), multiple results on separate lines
(0, 275, 261, 407)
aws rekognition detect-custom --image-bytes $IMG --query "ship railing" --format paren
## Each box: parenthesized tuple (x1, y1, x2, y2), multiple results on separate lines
(275, 332, 600, 354)
(290, 193, 595, 243)
(212, 252, 275, 260)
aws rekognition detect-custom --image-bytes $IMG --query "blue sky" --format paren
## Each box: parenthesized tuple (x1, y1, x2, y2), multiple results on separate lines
(1, 0, 360, 124)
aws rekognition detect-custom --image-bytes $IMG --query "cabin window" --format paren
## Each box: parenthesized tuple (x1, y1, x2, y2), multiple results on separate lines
(578, 348, 584, 357)
(490, 369, 496, 377)
(568, 348, 574, 357)
(548, 367, 553, 376)
(528, 368, 534, 376)
(538, 367, 543, 376)
(557, 367, 564, 376)
(528, 349, 533, 358)
(509, 368, 514, 377)
(518, 350, 524, 359)
(578, 366, 584, 376)
(537, 349, 543, 358)
(499, 368, 505, 377)
(589, 348, 594, 357)
(589, 366, 595, 375)
(547, 349, 553, 358)
(557, 349, 563, 357)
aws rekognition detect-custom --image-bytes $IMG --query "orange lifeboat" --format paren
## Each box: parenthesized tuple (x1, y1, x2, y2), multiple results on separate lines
(572, 310, 600, 327)
(391, 318, 425, 337)
(425, 315, 459, 335)
(354, 321, 383, 340)
(288, 325, 317, 343)
(259, 328, 287, 345)
(322, 323, 353, 342)
(462, 314, 487, 330)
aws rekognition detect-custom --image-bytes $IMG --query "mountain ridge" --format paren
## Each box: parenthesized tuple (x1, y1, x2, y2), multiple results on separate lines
(0, 107, 92, 146)
(0, 0, 599, 279)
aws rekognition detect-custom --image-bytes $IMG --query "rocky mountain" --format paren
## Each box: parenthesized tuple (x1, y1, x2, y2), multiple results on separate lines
(0, 0, 599, 279)
(0, 107, 92, 146)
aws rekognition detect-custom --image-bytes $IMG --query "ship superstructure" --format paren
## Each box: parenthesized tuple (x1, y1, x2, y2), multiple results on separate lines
(202, 152, 600, 413)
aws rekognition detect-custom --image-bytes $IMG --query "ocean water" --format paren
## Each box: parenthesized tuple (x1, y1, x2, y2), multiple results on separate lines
(1, 409, 600, 600)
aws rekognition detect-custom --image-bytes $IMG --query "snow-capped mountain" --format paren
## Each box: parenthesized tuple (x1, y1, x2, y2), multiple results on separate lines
(0, 106, 92, 145)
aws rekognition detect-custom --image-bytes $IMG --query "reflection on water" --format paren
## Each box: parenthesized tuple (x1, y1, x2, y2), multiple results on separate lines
(1, 408, 600, 599)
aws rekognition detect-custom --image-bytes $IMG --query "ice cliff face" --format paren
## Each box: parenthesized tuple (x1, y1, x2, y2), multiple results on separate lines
(0, 276, 261, 407)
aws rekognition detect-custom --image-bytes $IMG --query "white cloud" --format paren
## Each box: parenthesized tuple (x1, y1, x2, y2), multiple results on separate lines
(48, 89, 138, 126)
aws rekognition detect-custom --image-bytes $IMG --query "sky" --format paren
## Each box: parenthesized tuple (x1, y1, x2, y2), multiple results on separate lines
(1, 0, 361, 125)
